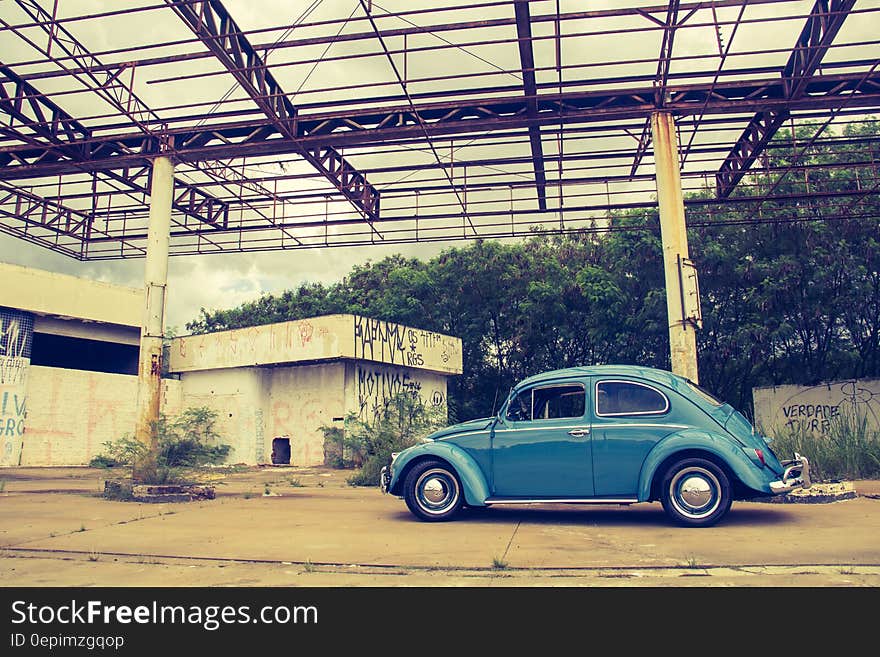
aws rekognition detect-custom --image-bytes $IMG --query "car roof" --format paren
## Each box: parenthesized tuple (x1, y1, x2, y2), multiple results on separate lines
(515, 365, 688, 391)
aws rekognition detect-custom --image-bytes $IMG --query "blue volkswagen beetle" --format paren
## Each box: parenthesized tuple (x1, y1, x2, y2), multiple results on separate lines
(381, 365, 811, 527)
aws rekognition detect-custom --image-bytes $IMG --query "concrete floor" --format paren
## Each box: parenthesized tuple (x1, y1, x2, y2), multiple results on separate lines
(1, 466, 879, 587)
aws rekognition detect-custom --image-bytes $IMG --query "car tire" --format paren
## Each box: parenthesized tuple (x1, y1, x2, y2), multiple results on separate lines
(660, 457, 732, 527)
(403, 459, 463, 522)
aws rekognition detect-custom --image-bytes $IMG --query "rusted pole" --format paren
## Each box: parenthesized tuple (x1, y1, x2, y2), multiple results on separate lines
(133, 154, 173, 482)
(651, 111, 699, 383)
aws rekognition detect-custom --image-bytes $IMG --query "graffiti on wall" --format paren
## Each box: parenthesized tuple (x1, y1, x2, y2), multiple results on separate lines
(0, 311, 32, 464)
(353, 315, 456, 370)
(254, 407, 265, 464)
(355, 364, 445, 422)
(755, 379, 880, 437)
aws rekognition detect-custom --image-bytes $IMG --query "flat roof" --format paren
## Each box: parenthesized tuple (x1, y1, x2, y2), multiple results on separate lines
(0, 262, 141, 328)
(168, 314, 463, 376)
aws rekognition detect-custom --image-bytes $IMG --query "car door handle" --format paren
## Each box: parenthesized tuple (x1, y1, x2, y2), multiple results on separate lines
(568, 428, 590, 437)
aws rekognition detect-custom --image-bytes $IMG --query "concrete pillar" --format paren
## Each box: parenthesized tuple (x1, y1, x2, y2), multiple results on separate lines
(0, 308, 33, 466)
(133, 155, 174, 482)
(651, 112, 699, 383)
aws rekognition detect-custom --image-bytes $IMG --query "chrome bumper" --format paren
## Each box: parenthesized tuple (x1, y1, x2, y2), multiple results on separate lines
(380, 465, 390, 494)
(769, 452, 812, 495)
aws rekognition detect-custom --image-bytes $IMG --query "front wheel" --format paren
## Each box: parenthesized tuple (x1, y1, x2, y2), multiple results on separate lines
(403, 459, 463, 522)
(660, 457, 732, 527)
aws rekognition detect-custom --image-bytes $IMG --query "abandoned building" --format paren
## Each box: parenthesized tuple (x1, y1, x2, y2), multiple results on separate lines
(0, 262, 462, 468)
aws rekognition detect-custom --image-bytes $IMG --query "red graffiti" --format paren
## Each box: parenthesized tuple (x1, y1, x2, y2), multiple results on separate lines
(299, 321, 314, 347)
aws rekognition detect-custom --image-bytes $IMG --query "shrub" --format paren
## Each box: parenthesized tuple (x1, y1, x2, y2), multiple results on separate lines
(322, 392, 446, 487)
(89, 436, 144, 468)
(92, 407, 231, 483)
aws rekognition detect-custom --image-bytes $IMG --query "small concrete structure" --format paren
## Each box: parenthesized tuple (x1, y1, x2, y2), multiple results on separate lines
(167, 315, 463, 467)
(753, 379, 880, 437)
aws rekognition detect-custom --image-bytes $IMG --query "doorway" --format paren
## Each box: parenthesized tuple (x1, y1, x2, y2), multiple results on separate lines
(271, 437, 291, 465)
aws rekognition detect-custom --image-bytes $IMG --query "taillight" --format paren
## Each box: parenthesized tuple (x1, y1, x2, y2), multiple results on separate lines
(754, 449, 766, 466)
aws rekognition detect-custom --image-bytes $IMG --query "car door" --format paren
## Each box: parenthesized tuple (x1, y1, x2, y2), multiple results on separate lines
(491, 380, 594, 498)
(590, 377, 680, 497)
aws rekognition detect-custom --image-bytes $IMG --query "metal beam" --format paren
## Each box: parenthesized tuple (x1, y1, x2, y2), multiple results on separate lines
(514, 0, 547, 211)
(716, 0, 856, 197)
(0, 71, 877, 181)
(0, 56, 228, 227)
(165, 0, 380, 221)
(0, 65, 90, 154)
(0, 183, 91, 240)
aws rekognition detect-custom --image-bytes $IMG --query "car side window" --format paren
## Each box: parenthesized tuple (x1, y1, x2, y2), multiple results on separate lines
(596, 380, 668, 417)
(506, 384, 585, 421)
(506, 390, 531, 422)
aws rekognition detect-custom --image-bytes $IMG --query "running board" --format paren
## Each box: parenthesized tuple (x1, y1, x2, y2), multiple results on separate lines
(484, 498, 638, 505)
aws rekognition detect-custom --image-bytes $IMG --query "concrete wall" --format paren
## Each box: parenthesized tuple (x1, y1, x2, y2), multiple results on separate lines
(753, 379, 880, 437)
(0, 262, 141, 328)
(267, 364, 346, 467)
(176, 363, 347, 467)
(169, 314, 463, 376)
(177, 367, 272, 466)
(15, 359, 453, 468)
(0, 308, 32, 466)
(20, 366, 182, 466)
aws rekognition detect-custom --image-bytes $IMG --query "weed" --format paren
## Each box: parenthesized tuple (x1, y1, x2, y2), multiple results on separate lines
(765, 406, 880, 481)
(88, 551, 99, 562)
(264, 484, 272, 496)
(0, 479, 6, 493)
(317, 481, 325, 488)
(92, 407, 231, 484)
(78, 524, 86, 532)
(288, 478, 303, 487)
(492, 556, 509, 570)
(323, 393, 445, 486)
(684, 554, 700, 569)
(243, 492, 254, 500)
(303, 560, 316, 573)
(839, 566, 855, 575)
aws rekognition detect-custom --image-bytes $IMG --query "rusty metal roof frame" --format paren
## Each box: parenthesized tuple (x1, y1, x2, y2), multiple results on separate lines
(0, 0, 877, 260)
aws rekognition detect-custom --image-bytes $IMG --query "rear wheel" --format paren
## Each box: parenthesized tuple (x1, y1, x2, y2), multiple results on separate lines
(660, 457, 731, 527)
(403, 459, 463, 522)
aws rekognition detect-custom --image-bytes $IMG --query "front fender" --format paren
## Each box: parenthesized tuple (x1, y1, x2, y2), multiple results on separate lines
(389, 442, 490, 507)
(637, 429, 772, 501)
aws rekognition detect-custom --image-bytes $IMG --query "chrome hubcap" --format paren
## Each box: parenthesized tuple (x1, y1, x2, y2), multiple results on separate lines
(679, 476, 712, 508)
(416, 468, 460, 514)
(422, 477, 448, 504)
(669, 466, 721, 519)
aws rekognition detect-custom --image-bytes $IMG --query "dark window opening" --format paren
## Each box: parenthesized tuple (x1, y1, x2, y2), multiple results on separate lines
(30, 332, 139, 375)
(272, 437, 291, 465)
(596, 381, 669, 416)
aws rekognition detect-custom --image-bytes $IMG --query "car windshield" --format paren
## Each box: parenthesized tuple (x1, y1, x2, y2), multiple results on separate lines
(685, 380, 724, 407)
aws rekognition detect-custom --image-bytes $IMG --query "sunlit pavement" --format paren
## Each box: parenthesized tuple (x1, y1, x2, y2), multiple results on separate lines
(1, 467, 878, 587)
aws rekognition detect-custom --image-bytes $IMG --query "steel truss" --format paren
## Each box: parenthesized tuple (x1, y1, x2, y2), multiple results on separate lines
(0, 0, 877, 259)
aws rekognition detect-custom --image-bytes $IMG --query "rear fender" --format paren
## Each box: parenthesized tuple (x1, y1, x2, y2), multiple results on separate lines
(638, 429, 774, 500)
(389, 442, 490, 507)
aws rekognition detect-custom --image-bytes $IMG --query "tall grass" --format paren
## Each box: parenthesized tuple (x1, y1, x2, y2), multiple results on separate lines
(766, 407, 880, 481)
